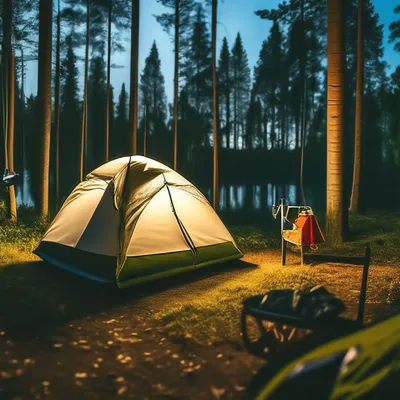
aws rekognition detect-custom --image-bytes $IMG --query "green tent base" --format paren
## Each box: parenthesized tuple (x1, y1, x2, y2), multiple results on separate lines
(35, 240, 242, 287)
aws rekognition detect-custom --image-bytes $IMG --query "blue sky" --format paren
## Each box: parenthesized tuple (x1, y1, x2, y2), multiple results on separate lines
(24, 0, 400, 105)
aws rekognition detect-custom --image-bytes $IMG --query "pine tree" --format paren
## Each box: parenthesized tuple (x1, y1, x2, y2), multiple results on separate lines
(256, 0, 326, 150)
(62, 0, 91, 180)
(140, 42, 167, 122)
(0, 1, 38, 208)
(140, 41, 168, 160)
(211, 0, 219, 210)
(231, 33, 250, 150)
(87, 56, 107, 171)
(156, 0, 195, 169)
(37, 0, 53, 219)
(59, 34, 80, 199)
(54, 0, 61, 209)
(130, 0, 139, 155)
(113, 83, 129, 158)
(218, 37, 231, 148)
(100, 0, 131, 161)
(254, 20, 283, 149)
(182, 3, 211, 112)
(1, 0, 17, 219)
(326, 0, 345, 245)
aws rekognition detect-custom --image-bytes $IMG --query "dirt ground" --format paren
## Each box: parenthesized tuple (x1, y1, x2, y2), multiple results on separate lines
(0, 251, 398, 400)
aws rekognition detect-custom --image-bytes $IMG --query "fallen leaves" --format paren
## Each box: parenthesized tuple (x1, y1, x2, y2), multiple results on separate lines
(117, 354, 132, 364)
(115, 336, 142, 344)
(117, 386, 127, 395)
(75, 372, 87, 379)
(210, 386, 227, 399)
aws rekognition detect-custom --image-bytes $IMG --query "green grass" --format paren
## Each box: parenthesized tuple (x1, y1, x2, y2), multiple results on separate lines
(0, 207, 399, 344)
(0, 204, 46, 265)
(153, 262, 318, 344)
(229, 210, 400, 265)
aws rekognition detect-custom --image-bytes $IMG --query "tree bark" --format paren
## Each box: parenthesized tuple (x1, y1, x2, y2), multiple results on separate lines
(349, 0, 364, 213)
(38, 0, 53, 219)
(129, 0, 139, 155)
(105, 0, 112, 162)
(80, 0, 90, 181)
(55, 0, 61, 208)
(2, 0, 17, 220)
(8, 55, 17, 221)
(173, 0, 180, 170)
(326, 0, 345, 245)
(212, 0, 219, 211)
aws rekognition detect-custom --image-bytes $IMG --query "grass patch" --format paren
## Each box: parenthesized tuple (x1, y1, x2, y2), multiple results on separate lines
(317, 211, 400, 265)
(154, 257, 317, 344)
(229, 210, 400, 265)
(0, 205, 46, 265)
(0, 207, 399, 344)
(153, 252, 400, 344)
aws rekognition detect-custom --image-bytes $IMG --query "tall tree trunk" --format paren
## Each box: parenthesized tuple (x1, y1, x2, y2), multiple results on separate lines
(38, 0, 53, 219)
(212, 0, 219, 210)
(300, 74, 308, 205)
(130, 0, 139, 155)
(80, 0, 90, 181)
(55, 0, 61, 209)
(8, 55, 17, 220)
(173, 0, 179, 170)
(105, 0, 112, 162)
(349, 0, 364, 213)
(326, 0, 345, 245)
(2, 0, 16, 220)
(21, 48, 26, 201)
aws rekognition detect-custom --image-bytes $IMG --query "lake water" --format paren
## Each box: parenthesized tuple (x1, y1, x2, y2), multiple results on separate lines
(13, 170, 326, 220)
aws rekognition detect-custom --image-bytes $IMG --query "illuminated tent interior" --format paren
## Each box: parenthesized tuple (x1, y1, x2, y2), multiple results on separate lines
(34, 156, 242, 288)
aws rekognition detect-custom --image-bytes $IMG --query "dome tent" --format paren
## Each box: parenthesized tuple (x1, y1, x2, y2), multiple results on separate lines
(34, 156, 242, 288)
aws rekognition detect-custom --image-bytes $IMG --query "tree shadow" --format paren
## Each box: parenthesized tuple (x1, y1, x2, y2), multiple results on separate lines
(0, 258, 257, 338)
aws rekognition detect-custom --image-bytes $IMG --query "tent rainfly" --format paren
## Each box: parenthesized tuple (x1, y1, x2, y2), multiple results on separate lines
(34, 156, 242, 288)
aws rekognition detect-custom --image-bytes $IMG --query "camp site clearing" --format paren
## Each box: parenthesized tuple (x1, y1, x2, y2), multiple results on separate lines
(0, 246, 399, 399)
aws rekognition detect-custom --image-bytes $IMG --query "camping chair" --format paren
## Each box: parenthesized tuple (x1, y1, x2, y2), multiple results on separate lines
(272, 199, 325, 266)
(240, 245, 371, 365)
